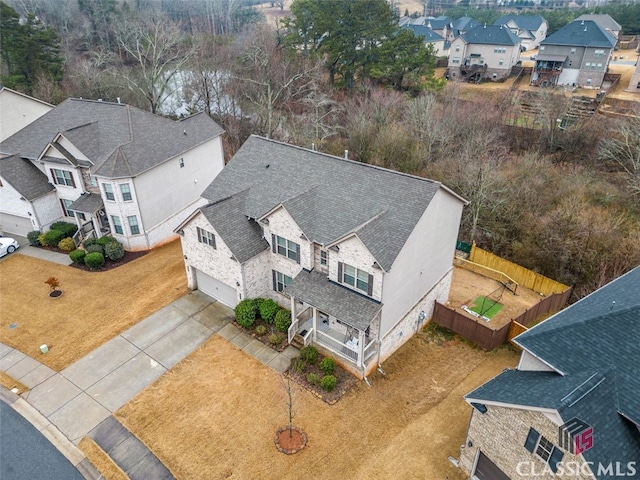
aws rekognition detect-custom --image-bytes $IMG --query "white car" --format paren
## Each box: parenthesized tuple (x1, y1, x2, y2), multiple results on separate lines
(0, 237, 19, 257)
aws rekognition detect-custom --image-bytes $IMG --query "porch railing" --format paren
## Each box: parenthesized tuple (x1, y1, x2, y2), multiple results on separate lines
(302, 328, 313, 346)
(363, 339, 377, 364)
(288, 316, 299, 344)
(316, 330, 358, 363)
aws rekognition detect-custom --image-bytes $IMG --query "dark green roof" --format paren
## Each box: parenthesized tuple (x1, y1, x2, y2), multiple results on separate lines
(541, 20, 616, 48)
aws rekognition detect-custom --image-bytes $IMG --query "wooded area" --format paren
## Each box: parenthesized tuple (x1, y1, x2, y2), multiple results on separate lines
(1, 0, 639, 299)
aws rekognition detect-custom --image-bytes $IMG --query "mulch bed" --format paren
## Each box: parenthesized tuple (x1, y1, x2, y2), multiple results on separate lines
(286, 353, 359, 405)
(37, 245, 148, 271)
(274, 426, 307, 454)
(233, 318, 290, 352)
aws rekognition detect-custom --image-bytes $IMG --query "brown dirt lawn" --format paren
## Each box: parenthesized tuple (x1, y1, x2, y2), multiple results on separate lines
(116, 333, 518, 479)
(0, 240, 187, 371)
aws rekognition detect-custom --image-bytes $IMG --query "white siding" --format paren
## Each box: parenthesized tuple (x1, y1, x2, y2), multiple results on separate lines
(0, 178, 62, 234)
(56, 135, 90, 162)
(32, 192, 63, 231)
(0, 89, 52, 142)
(134, 136, 224, 232)
(380, 188, 464, 337)
(517, 350, 556, 372)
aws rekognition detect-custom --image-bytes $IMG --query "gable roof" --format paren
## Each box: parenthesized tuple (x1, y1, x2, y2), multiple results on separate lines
(453, 17, 479, 32)
(493, 14, 546, 31)
(461, 24, 521, 46)
(574, 14, 621, 33)
(200, 136, 466, 271)
(541, 20, 616, 48)
(0, 99, 223, 178)
(426, 15, 452, 30)
(0, 155, 54, 200)
(401, 24, 444, 42)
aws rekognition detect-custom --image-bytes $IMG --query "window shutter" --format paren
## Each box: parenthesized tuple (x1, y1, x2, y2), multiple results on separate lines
(549, 447, 564, 473)
(367, 274, 374, 296)
(50, 169, 56, 184)
(296, 243, 301, 264)
(272, 270, 277, 291)
(338, 262, 343, 282)
(271, 234, 276, 253)
(212, 233, 216, 249)
(59, 199, 66, 215)
(70, 172, 76, 188)
(524, 428, 539, 453)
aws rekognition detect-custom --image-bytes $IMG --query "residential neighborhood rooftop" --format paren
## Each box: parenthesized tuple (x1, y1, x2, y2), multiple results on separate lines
(493, 14, 546, 31)
(541, 20, 617, 48)
(0, 154, 55, 201)
(461, 24, 521, 46)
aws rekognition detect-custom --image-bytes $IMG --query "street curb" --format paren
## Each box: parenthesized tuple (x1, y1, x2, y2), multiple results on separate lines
(0, 385, 102, 480)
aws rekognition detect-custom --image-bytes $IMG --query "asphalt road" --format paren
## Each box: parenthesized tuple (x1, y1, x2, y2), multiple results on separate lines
(0, 402, 83, 480)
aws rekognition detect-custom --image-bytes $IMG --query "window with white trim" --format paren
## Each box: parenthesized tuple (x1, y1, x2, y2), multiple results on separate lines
(585, 62, 592, 67)
(339, 262, 373, 295)
(524, 428, 564, 474)
(103, 183, 115, 201)
(540, 46, 545, 51)
(60, 199, 74, 217)
(320, 250, 327, 266)
(452, 57, 460, 64)
(51, 168, 75, 187)
(128, 215, 140, 235)
(179, 158, 184, 168)
(197, 227, 216, 248)
(111, 215, 123, 234)
(535, 436, 554, 462)
(570, 47, 576, 54)
(89, 175, 98, 187)
(120, 183, 132, 202)
(274, 234, 299, 262)
(455, 45, 460, 52)
(593, 49, 605, 57)
(273, 270, 292, 292)
(499, 58, 504, 65)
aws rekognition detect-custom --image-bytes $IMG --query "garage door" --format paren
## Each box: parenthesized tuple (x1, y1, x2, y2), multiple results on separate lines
(195, 269, 238, 307)
(0, 213, 33, 236)
(474, 452, 510, 480)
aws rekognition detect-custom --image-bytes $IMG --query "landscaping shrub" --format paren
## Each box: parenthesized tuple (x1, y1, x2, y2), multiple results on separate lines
(85, 252, 105, 270)
(37, 233, 47, 246)
(274, 308, 291, 333)
(292, 357, 306, 373)
(300, 345, 318, 364)
(321, 375, 337, 392)
(320, 357, 336, 375)
(255, 325, 267, 336)
(69, 249, 86, 264)
(43, 229, 65, 247)
(97, 235, 116, 246)
(306, 373, 319, 385)
(82, 237, 97, 249)
(269, 333, 282, 345)
(259, 299, 280, 324)
(27, 230, 41, 246)
(254, 297, 265, 311)
(234, 299, 258, 328)
(50, 221, 77, 238)
(57, 237, 76, 252)
(85, 243, 104, 255)
(104, 240, 124, 261)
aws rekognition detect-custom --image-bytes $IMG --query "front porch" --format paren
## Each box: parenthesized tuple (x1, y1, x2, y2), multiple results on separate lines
(68, 193, 111, 246)
(285, 270, 382, 377)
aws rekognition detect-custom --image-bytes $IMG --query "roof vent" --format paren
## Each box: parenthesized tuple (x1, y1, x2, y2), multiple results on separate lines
(98, 98, 102, 102)
(117, 97, 121, 104)
(265, 164, 270, 168)
(183, 129, 187, 135)
(484, 23, 486, 28)
(344, 150, 349, 159)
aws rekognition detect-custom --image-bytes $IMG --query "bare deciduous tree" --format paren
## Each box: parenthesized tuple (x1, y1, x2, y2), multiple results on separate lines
(598, 114, 640, 197)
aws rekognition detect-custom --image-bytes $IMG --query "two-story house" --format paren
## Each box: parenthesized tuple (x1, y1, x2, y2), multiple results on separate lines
(0, 87, 53, 142)
(459, 266, 640, 480)
(401, 24, 445, 57)
(493, 15, 548, 50)
(0, 98, 224, 249)
(531, 20, 616, 88)
(176, 136, 467, 379)
(448, 25, 521, 82)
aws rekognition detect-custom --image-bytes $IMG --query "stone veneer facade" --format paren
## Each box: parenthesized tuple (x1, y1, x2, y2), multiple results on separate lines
(460, 405, 594, 480)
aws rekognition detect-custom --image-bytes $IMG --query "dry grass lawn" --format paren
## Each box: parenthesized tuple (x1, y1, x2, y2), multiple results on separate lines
(0, 240, 187, 371)
(116, 333, 518, 479)
(78, 437, 128, 480)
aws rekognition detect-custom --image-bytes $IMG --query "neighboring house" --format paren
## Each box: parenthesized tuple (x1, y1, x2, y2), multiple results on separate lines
(531, 20, 616, 88)
(626, 60, 640, 92)
(448, 25, 521, 82)
(574, 14, 621, 40)
(493, 15, 548, 50)
(459, 266, 640, 480)
(452, 16, 480, 37)
(399, 15, 454, 44)
(0, 98, 224, 249)
(0, 87, 53, 142)
(401, 24, 445, 57)
(176, 135, 467, 379)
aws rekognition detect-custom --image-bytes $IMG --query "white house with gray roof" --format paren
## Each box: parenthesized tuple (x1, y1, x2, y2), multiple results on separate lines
(0, 87, 53, 142)
(493, 15, 548, 50)
(176, 135, 467, 379)
(0, 98, 224, 249)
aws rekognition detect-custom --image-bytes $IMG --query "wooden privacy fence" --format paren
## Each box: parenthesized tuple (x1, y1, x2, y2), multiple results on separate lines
(454, 257, 518, 294)
(469, 244, 569, 295)
(511, 288, 572, 328)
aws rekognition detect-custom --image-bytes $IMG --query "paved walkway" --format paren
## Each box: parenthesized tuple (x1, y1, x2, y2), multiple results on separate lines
(0, 291, 299, 478)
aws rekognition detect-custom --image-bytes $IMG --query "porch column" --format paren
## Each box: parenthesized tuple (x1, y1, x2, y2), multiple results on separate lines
(312, 307, 318, 342)
(290, 295, 296, 325)
(357, 329, 365, 367)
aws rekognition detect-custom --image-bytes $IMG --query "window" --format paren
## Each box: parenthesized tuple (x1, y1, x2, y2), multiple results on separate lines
(120, 183, 132, 202)
(540, 46, 545, 51)
(455, 45, 460, 52)
(524, 428, 564, 474)
(570, 48, 576, 54)
(586, 78, 592, 85)
(60, 199, 74, 217)
(179, 158, 184, 168)
(77, 212, 86, 221)
(128, 215, 140, 235)
(320, 250, 327, 266)
(273, 234, 299, 263)
(197, 227, 216, 248)
(493, 47, 506, 53)
(452, 57, 460, 64)
(585, 62, 591, 67)
(596, 63, 602, 68)
(535, 436, 554, 462)
(339, 262, 373, 295)
(51, 168, 75, 187)
(594, 49, 605, 57)
(273, 270, 292, 292)
(499, 59, 504, 65)
(89, 175, 98, 187)
(111, 215, 123, 234)
(103, 183, 115, 201)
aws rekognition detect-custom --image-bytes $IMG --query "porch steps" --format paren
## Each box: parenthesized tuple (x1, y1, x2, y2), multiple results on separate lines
(291, 335, 305, 350)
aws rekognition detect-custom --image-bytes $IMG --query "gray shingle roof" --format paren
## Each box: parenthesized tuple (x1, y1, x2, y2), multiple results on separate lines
(542, 20, 616, 48)
(401, 24, 444, 42)
(461, 24, 521, 46)
(201, 136, 457, 271)
(453, 17, 479, 32)
(284, 270, 382, 331)
(0, 155, 54, 200)
(493, 14, 546, 31)
(0, 99, 223, 179)
(199, 190, 269, 263)
(574, 14, 621, 33)
(68, 192, 104, 214)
